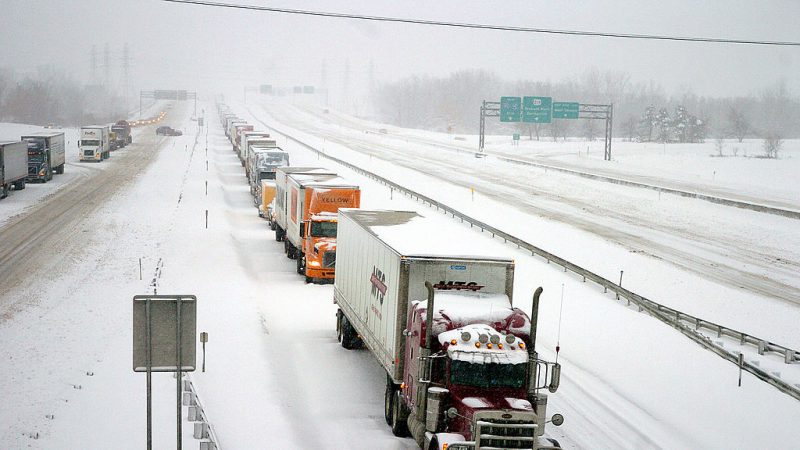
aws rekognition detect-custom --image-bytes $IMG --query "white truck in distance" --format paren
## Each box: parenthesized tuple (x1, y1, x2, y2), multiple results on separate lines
(79, 126, 111, 162)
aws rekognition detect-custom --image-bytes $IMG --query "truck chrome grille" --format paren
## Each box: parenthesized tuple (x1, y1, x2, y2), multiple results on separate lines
(322, 251, 336, 268)
(476, 419, 537, 449)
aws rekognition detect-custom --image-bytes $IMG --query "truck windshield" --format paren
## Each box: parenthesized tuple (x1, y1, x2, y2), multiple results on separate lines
(82, 140, 101, 146)
(310, 221, 337, 237)
(450, 360, 526, 389)
(257, 153, 288, 166)
(258, 171, 276, 181)
(27, 150, 44, 162)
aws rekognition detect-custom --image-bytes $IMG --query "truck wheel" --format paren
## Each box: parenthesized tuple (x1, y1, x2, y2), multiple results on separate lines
(47, 169, 53, 181)
(340, 315, 362, 350)
(56, 165, 64, 174)
(14, 179, 25, 190)
(336, 310, 343, 343)
(305, 276, 312, 284)
(1, 184, 8, 199)
(391, 390, 410, 437)
(384, 376, 396, 425)
(296, 255, 304, 274)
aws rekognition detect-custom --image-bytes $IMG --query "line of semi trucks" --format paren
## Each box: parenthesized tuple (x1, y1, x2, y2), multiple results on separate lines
(218, 102, 564, 450)
(1, 112, 168, 200)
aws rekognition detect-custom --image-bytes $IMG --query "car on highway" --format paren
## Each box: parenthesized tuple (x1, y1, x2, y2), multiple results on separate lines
(155, 126, 182, 136)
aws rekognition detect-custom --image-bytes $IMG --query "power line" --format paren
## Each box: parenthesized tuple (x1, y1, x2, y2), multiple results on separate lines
(159, 0, 800, 47)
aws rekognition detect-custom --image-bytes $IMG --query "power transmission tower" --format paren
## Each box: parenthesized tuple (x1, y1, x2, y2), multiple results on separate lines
(122, 42, 130, 112)
(91, 45, 98, 85)
(103, 43, 110, 88)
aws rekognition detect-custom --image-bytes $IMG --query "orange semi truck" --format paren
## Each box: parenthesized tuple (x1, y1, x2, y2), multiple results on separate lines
(281, 172, 360, 283)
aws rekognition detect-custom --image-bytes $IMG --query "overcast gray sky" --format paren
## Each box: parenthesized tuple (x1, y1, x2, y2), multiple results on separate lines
(2, 0, 798, 99)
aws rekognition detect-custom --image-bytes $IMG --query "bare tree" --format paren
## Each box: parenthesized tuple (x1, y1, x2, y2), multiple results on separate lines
(726, 106, 750, 142)
(762, 132, 783, 158)
(582, 118, 598, 141)
(623, 116, 636, 142)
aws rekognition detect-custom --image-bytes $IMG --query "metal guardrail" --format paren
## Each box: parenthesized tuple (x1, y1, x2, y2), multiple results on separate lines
(252, 112, 800, 402)
(184, 376, 221, 450)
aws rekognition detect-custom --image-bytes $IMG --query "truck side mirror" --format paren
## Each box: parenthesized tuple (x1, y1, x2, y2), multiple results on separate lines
(77, 140, 81, 146)
(548, 363, 561, 393)
(446, 407, 458, 419)
(300, 221, 306, 238)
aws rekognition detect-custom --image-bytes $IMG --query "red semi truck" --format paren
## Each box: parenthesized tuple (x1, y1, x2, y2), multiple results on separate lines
(334, 209, 564, 450)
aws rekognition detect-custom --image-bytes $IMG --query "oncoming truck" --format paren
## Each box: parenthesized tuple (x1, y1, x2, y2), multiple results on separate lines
(21, 131, 66, 182)
(79, 126, 111, 162)
(334, 209, 564, 450)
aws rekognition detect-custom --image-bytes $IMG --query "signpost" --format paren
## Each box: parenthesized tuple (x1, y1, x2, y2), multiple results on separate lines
(500, 97, 521, 122)
(522, 96, 552, 123)
(553, 102, 580, 119)
(479, 97, 613, 160)
(133, 295, 197, 450)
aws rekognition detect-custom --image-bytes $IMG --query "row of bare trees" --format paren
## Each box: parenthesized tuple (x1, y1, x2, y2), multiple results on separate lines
(0, 66, 124, 126)
(373, 70, 800, 148)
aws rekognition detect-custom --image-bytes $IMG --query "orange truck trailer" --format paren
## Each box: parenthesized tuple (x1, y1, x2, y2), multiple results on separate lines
(283, 173, 360, 283)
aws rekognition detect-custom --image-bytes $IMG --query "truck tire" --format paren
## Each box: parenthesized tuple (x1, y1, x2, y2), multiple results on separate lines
(47, 169, 53, 181)
(296, 254, 304, 274)
(336, 310, 343, 343)
(56, 164, 64, 174)
(274, 226, 282, 241)
(340, 315, 362, 350)
(1, 183, 8, 199)
(391, 390, 410, 437)
(13, 179, 25, 190)
(384, 376, 396, 425)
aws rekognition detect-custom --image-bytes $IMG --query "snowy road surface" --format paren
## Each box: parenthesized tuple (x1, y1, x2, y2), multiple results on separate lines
(1, 101, 798, 449)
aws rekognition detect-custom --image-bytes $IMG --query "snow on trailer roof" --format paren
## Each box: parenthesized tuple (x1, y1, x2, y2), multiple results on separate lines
(277, 167, 334, 175)
(21, 131, 65, 137)
(340, 209, 513, 261)
(288, 172, 358, 188)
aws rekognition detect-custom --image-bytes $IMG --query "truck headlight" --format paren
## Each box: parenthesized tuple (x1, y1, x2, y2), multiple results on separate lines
(309, 261, 321, 267)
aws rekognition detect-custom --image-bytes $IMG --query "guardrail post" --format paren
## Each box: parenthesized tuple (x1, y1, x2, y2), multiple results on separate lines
(785, 349, 795, 364)
(758, 340, 766, 355)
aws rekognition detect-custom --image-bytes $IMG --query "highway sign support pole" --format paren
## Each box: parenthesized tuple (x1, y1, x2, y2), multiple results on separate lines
(478, 100, 500, 152)
(479, 101, 485, 151)
(176, 297, 183, 450)
(145, 299, 153, 450)
(578, 103, 613, 161)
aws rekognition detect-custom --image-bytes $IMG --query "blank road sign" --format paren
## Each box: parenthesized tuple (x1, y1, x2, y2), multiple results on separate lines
(522, 96, 552, 123)
(133, 295, 197, 372)
(500, 97, 522, 122)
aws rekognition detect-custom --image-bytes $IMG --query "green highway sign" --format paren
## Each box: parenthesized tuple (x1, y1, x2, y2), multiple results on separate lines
(522, 96, 552, 123)
(553, 102, 580, 119)
(500, 97, 522, 122)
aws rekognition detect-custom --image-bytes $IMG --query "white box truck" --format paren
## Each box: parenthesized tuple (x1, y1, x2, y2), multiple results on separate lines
(79, 126, 111, 162)
(273, 167, 335, 241)
(334, 209, 563, 450)
(0, 141, 28, 199)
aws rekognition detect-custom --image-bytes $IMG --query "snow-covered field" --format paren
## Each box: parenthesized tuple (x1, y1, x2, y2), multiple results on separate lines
(0, 100, 798, 450)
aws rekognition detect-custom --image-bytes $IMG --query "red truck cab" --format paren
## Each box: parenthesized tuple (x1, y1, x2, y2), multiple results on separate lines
(395, 289, 562, 450)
